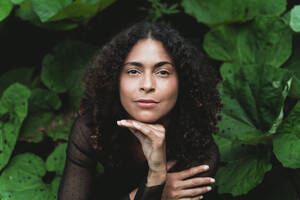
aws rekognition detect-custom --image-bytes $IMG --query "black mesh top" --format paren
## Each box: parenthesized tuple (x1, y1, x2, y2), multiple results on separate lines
(57, 113, 219, 200)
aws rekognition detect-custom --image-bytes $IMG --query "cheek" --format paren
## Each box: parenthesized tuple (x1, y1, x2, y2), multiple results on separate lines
(160, 78, 179, 101)
(119, 77, 136, 100)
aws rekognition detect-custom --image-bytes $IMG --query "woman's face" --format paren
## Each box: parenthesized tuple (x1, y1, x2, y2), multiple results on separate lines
(119, 38, 178, 123)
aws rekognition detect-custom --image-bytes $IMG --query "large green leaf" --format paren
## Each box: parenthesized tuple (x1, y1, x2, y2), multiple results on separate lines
(28, 88, 62, 112)
(0, 67, 34, 95)
(41, 40, 97, 93)
(31, 0, 72, 22)
(219, 63, 292, 137)
(290, 5, 300, 32)
(19, 88, 61, 143)
(68, 78, 84, 111)
(46, 143, 67, 176)
(284, 35, 300, 99)
(273, 101, 300, 168)
(0, 0, 13, 22)
(46, 114, 73, 141)
(0, 83, 31, 171)
(0, 153, 60, 200)
(214, 63, 292, 196)
(15, 0, 115, 30)
(181, 0, 286, 25)
(11, 0, 25, 4)
(49, 0, 116, 23)
(244, 166, 299, 200)
(15, 0, 78, 30)
(203, 16, 292, 68)
(216, 154, 272, 196)
(19, 112, 55, 143)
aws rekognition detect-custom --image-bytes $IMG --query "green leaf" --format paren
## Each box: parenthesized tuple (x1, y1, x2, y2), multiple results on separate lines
(46, 114, 73, 141)
(181, 0, 286, 25)
(203, 16, 292, 68)
(19, 112, 55, 143)
(48, 0, 116, 23)
(16, 0, 115, 29)
(0, 0, 13, 22)
(96, 162, 104, 177)
(31, 0, 72, 22)
(0, 153, 60, 200)
(0, 83, 31, 171)
(284, 35, 300, 99)
(68, 79, 84, 111)
(28, 88, 62, 112)
(213, 63, 292, 196)
(216, 154, 272, 196)
(273, 101, 300, 168)
(15, 0, 78, 30)
(11, 0, 25, 4)
(41, 40, 97, 93)
(219, 63, 292, 138)
(290, 5, 300, 32)
(244, 166, 299, 200)
(46, 143, 67, 176)
(0, 67, 34, 95)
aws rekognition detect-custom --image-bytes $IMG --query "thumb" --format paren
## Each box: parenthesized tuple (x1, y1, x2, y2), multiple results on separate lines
(167, 160, 177, 171)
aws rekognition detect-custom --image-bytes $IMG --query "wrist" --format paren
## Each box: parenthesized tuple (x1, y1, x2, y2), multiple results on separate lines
(147, 169, 167, 187)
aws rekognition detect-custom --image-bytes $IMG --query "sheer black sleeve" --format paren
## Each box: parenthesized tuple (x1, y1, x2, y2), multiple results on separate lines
(58, 114, 99, 200)
(58, 114, 167, 200)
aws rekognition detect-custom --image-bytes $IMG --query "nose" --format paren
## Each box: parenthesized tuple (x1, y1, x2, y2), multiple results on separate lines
(140, 72, 155, 93)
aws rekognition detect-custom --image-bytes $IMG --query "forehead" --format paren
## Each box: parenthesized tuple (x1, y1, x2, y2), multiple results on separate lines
(124, 39, 172, 63)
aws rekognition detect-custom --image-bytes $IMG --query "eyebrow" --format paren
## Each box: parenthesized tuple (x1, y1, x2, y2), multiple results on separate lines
(123, 61, 174, 68)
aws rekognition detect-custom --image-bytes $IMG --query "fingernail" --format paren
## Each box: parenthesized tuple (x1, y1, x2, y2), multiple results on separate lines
(210, 178, 215, 183)
(200, 196, 203, 199)
(207, 186, 212, 191)
(202, 165, 209, 170)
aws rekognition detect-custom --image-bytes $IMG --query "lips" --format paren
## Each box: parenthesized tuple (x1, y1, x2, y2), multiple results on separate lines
(136, 99, 158, 108)
(137, 99, 158, 103)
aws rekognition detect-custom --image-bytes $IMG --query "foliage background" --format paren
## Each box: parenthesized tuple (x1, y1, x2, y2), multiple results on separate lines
(0, 0, 300, 199)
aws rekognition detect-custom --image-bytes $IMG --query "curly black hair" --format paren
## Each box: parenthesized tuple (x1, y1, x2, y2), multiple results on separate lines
(79, 21, 223, 170)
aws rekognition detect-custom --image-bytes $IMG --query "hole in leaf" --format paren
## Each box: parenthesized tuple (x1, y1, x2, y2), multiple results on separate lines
(42, 171, 56, 184)
(0, 113, 9, 123)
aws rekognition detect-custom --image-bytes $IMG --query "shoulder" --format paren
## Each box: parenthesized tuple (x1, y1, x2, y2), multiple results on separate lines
(68, 112, 98, 152)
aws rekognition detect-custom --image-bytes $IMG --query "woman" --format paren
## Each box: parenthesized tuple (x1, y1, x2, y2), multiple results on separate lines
(58, 21, 222, 200)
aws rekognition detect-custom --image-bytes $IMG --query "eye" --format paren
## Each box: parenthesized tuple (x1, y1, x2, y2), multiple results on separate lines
(127, 69, 140, 75)
(157, 70, 170, 76)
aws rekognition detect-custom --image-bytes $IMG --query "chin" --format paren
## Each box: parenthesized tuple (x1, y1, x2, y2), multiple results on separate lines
(131, 112, 162, 123)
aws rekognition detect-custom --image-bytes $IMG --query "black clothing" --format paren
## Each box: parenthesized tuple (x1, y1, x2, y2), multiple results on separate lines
(58, 113, 219, 200)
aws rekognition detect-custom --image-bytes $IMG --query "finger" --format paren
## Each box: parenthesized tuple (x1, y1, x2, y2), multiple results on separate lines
(176, 165, 210, 180)
(180, 186, 212, 197)
(167, 160, 177, 171)
(147, 124, 165, 132)
(126, 120, 165, 136)
(181, 177, 215, 189)
(118, 120, 163, 138)
(180, 195, 203, 200)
